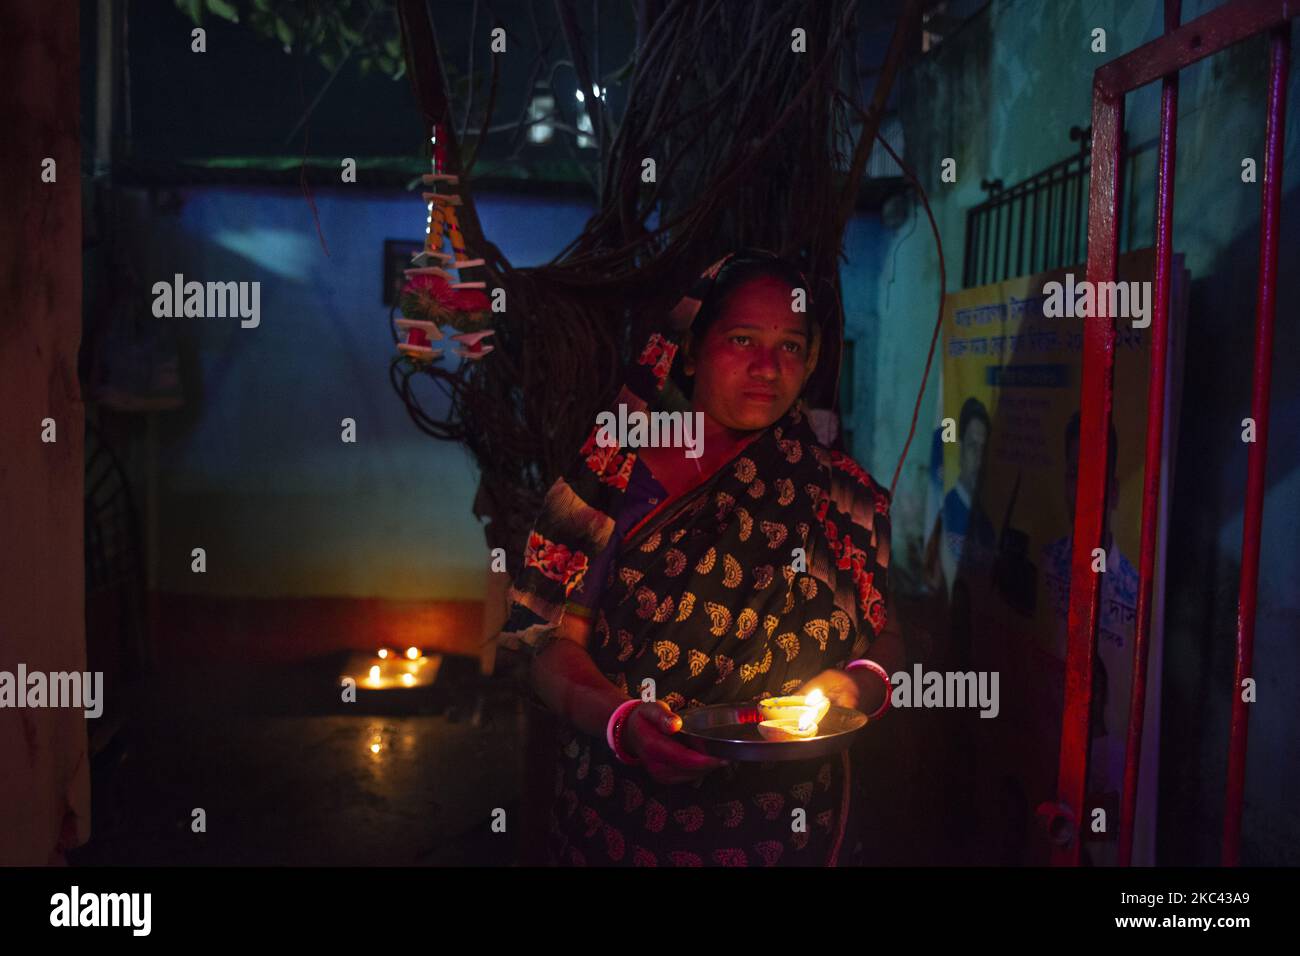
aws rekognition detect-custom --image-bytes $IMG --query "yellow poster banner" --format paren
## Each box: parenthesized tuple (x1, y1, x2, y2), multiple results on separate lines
(925, 248, 1186, 865)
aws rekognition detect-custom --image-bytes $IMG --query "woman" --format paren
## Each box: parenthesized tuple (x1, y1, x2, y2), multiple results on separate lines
(498, 250, 905, 866)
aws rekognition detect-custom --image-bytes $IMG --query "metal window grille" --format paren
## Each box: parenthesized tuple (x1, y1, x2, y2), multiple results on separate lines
(962, 126, 1098, 288)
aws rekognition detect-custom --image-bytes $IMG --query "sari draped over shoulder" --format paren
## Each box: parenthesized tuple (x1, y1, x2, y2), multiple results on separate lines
(497, 257, 892, 866)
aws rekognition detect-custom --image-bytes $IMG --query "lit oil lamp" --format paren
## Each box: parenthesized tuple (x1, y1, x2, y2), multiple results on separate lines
(756, 688, 828, 741)
(342, 648, 441, 691)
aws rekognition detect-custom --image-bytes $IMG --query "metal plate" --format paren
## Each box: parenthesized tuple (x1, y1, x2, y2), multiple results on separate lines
(678, 702, 868, 762)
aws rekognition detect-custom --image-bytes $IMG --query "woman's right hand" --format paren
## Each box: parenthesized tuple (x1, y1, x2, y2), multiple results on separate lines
(623, 701, 727, 784)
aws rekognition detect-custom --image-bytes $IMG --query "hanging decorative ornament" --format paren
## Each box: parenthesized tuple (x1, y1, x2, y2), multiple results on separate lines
(395, 123, 495, 363)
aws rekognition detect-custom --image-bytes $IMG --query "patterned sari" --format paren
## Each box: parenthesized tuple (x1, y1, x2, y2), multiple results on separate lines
(498, 257, 893, 866)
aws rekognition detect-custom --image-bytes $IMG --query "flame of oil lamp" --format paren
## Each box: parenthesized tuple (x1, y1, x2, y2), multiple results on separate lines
(802, 689, 828, 733)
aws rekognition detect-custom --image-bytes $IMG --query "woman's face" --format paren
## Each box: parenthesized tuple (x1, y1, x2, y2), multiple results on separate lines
(687, 276, 815, 432)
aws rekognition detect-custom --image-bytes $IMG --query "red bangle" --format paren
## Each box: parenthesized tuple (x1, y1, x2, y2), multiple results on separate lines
(845, 659, 892, 720)
(606, 698, 642, 765)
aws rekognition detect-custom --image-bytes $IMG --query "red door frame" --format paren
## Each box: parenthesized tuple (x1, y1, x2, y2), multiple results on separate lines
(1053, 0, 1294, 866)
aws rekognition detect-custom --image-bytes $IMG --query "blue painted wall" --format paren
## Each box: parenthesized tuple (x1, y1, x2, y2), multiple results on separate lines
(137, 186, 594, 601)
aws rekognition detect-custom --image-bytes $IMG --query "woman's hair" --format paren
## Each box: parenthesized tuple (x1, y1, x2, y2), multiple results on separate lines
(670, 249, 821, 401)
(691, 249, 814, 341)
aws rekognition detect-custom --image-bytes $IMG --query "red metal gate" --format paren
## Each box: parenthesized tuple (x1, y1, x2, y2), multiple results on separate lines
(1052, 0, 1295, 866)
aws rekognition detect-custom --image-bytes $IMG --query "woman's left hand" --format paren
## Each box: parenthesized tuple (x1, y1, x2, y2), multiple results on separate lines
(797, 667, 887, 716)
(796, 669, 860, 710)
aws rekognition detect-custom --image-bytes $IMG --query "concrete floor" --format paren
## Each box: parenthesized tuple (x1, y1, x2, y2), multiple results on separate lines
(63, 595, 992, 867)
(69, 655, 523, 866)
